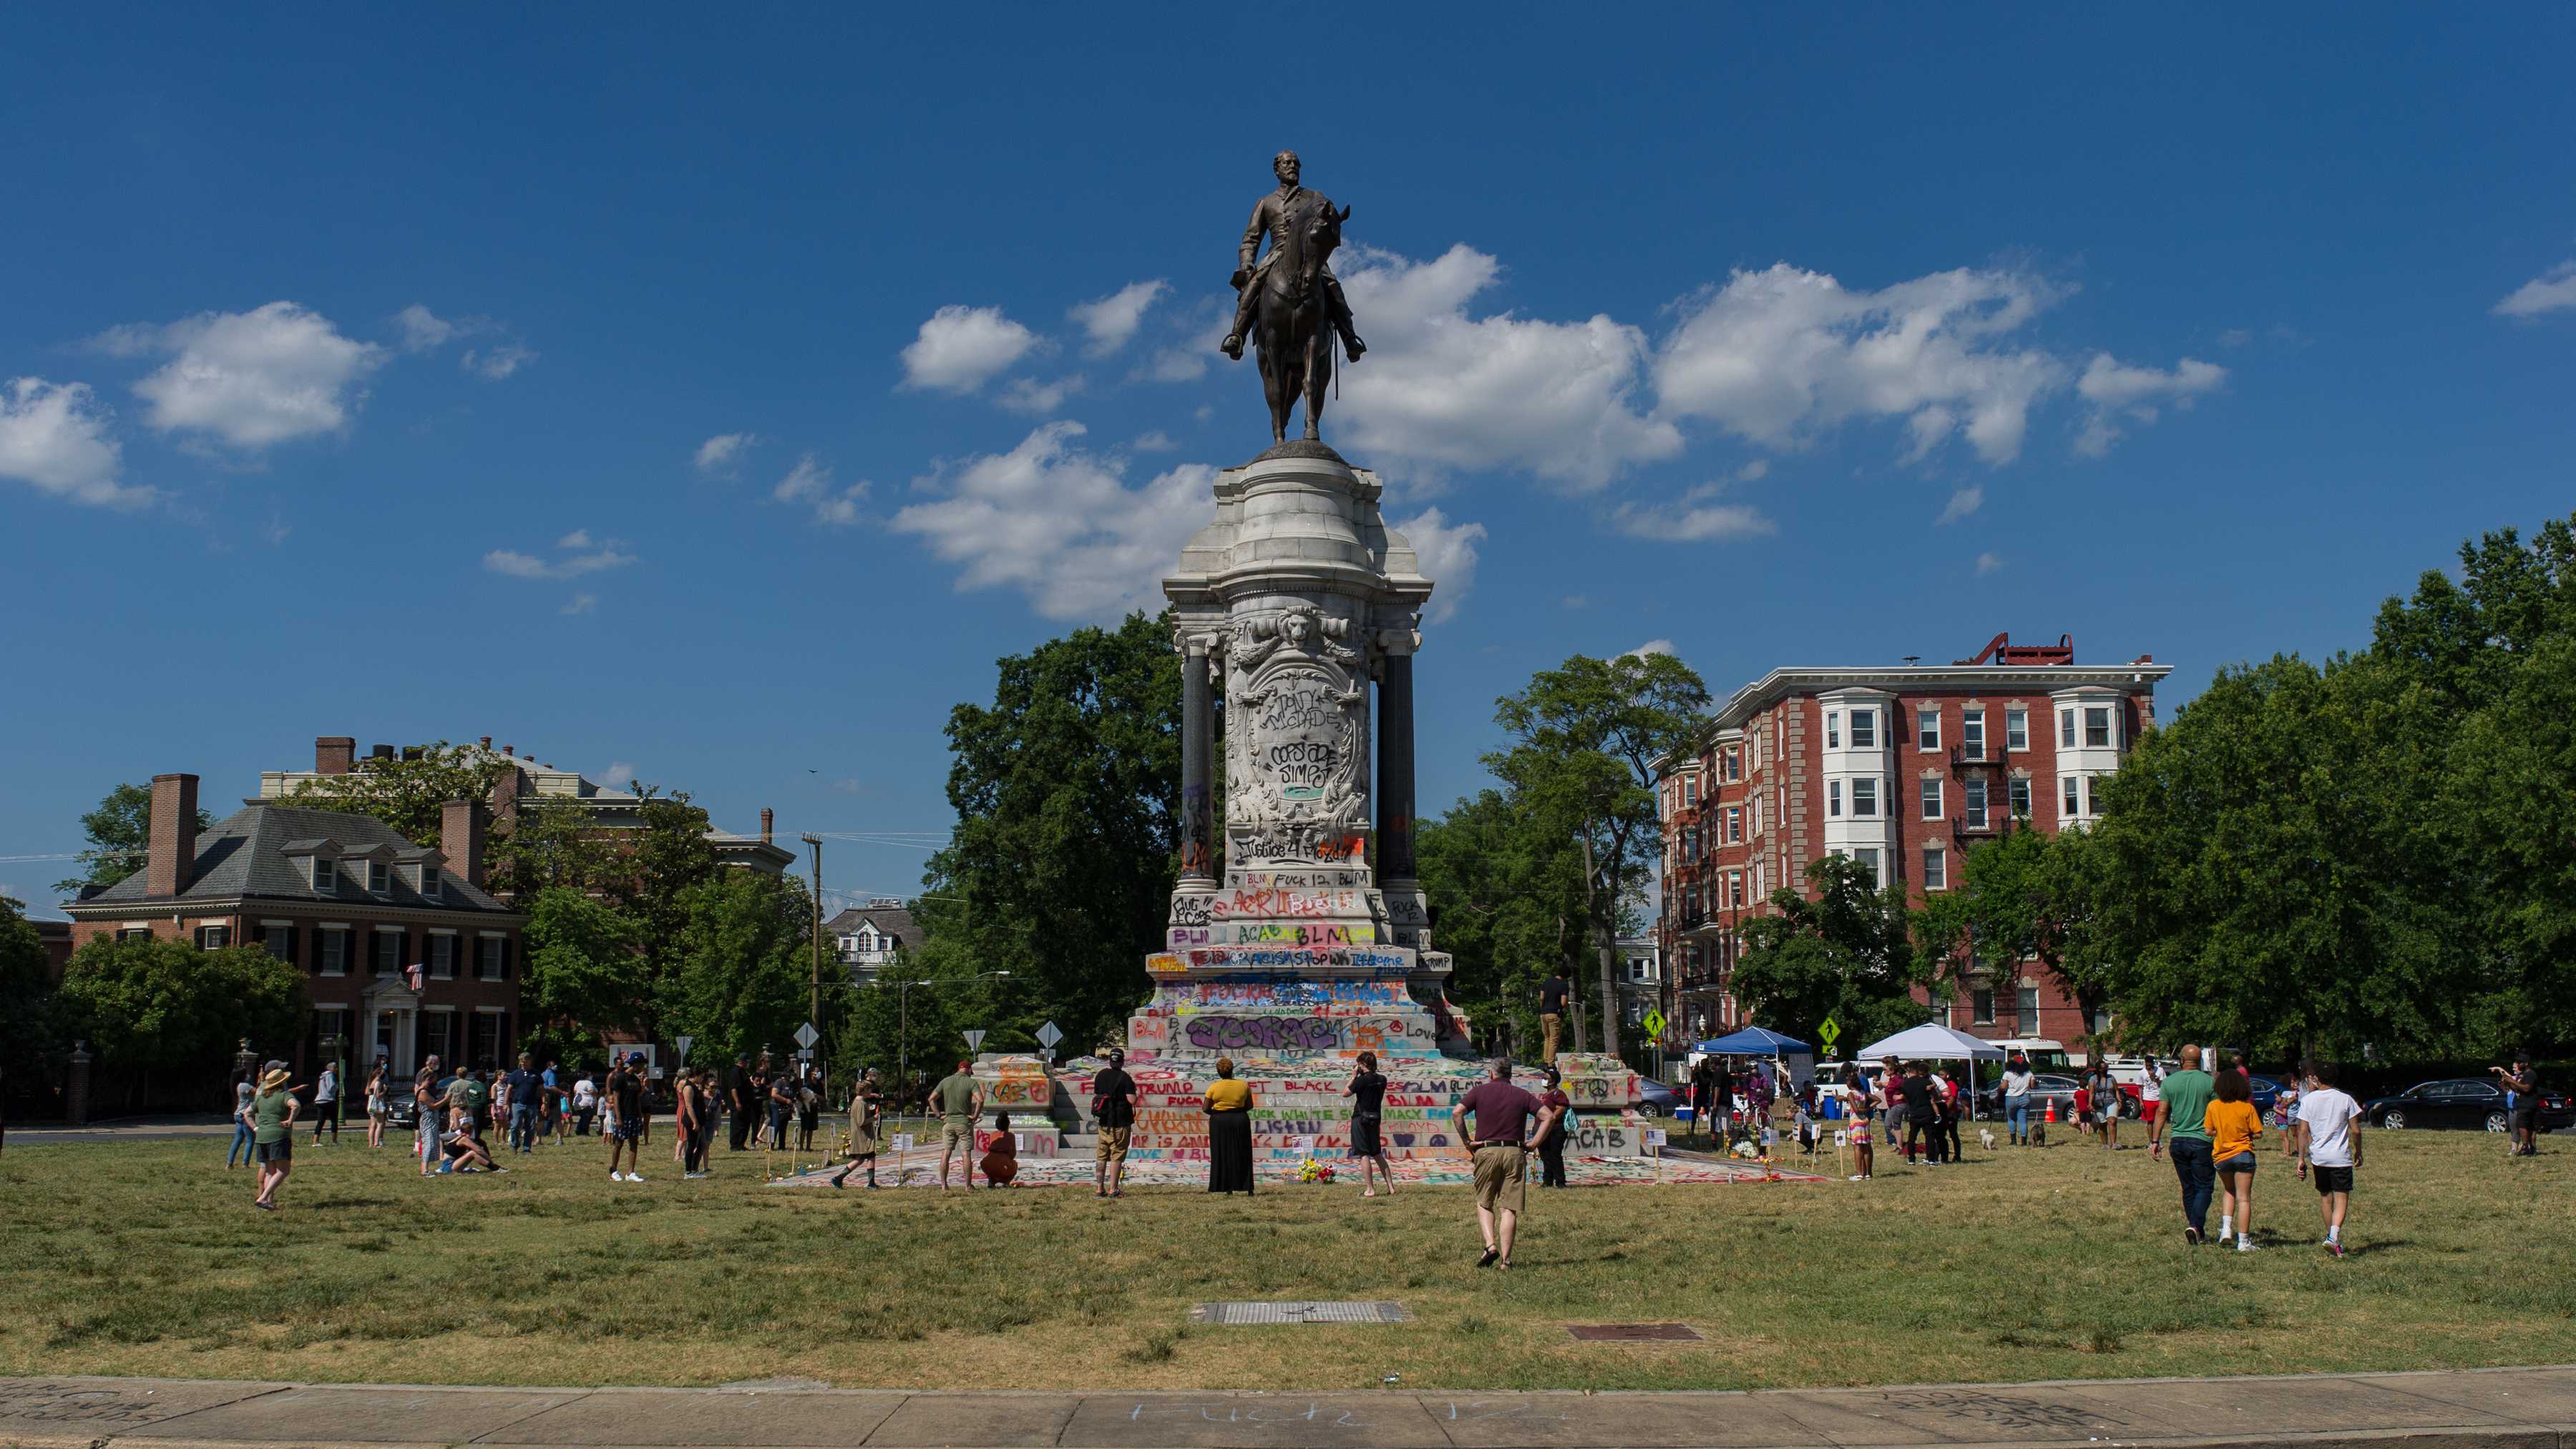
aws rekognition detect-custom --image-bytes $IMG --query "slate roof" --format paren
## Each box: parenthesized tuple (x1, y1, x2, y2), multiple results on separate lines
(824, 903, 919, 950)
(70, 801, 514, 915)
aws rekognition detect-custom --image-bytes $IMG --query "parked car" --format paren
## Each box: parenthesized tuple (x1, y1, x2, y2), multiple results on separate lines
(2364, 1078, 2576, 1133)
(1974, 1071, 2084, 1120)
(1636, 1077, 1683, 1118)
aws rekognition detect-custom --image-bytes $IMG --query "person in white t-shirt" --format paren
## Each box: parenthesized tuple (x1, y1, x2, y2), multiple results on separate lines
(2141, 1059, 2167, 1161)
(2290, 1058, 2364, 1259)
(572, 1075, 600, 1137)
(2001, 1059, 2035, 1146)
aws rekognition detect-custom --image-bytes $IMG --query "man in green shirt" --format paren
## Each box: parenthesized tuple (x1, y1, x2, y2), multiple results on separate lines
(250, 1062, 300, 1211)
(934, 1060, 984, 1191)
(2160, 1045, 2218, 1244)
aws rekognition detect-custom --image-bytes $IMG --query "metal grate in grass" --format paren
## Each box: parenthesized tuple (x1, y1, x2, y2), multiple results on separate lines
(1568, 1322, 1702, 1342)
(1191, 1301, 1411, 1324)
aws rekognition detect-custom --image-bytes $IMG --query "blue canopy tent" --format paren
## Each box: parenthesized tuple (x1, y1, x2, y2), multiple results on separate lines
(1695, 1027, 1810, 1055)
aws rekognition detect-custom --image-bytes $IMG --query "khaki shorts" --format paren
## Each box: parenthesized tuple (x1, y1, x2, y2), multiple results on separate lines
(1473, 1144, 1527, 1214)
(1096, 1126, 1131, 1163)
(942, 1121, 975, 1152)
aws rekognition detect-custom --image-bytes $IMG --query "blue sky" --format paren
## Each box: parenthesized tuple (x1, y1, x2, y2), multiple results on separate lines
(6, 8, 2574, 917)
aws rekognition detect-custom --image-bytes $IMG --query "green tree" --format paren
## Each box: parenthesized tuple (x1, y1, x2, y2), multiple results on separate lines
(1923, 825, 2116, 1053)
(1732, 856, 1935, 1050)
(661, 870, 841, 1069)
(286, 741, 518, 849)
(519, 886, 646, 1061)
(56, 782, 212, 897)
(486, 798, 622, 901)
(1488, 651, 1709, 1061)
(917, 611, 1189, 1053)
(2435, 632, 2576, 1048)
(1416, 787, 1594, 1060)
(616, 786, 722, 1042)
(0, 895, 61, 1071)
(55, 937, 304, 1105)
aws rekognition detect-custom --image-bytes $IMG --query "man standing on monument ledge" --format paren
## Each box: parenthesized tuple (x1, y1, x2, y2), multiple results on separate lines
(1221, 149, 1365, 364)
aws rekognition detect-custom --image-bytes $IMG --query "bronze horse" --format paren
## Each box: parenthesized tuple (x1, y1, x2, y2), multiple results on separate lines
(1252, 194, 1350, 444)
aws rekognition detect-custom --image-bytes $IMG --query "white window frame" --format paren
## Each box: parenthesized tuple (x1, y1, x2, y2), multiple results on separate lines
(2062, 775, 2081, 817)
(1852, 777, 1878, 818)
(2085, 706, 2113, 748)
(1923, 845, 1948, 892)
(428, 930, 458, 980)
(1962, 707, 1986, 761)
(1683, 777, 1699, 809)
(1828, 780, 1842, 817)
(1825, 711, 1840, 748)
(2008, 776, 2032, 818)
(419, 863, 441, 899)
(2006, 707, 2029, 752)
(2016, 985, 2041, 1025)
(1917, 707, 1941, 751)
(2087, 773, 2108, 816)
(317, 924, 350, 977)
(477, 931, 506, 982)
(1728, 869, 1745, 909)
(1964, 776, 1989, 830)
(312, 857, 337, 893)
(1850, 709, 1877, 749)
(2059, 708, 2077, 749)
(366, 860, 388, 893)
(1919, 777, 1943, 820)
(1726, 806, 1742, 844)
(260, 919, 294, 962)
(1853, 847, 1882, 887)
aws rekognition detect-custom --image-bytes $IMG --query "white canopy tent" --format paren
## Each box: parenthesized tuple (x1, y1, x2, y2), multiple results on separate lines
(1851, 1022, 2007, 1120)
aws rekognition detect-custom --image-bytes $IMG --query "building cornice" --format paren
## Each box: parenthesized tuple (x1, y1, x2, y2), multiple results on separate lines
(1693, 663, 2171, 757)
(63, 896, 525, 927)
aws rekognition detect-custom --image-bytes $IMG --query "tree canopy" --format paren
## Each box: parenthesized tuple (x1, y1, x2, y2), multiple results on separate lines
(56, 783, 211, 897)
(1732, 855, 1936, 1049)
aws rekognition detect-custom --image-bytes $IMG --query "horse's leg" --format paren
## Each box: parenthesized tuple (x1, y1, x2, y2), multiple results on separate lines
(1260, 297, 1290, 443)
(1303, 310, 1330, 441)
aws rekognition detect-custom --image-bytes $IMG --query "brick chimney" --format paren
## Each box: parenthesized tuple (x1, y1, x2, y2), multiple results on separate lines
(441, 799, 488, 889)
(761, 807, 774, 844)
(490, 766, 522, 831)
(371, 743, 394, 761)
(316, 736, 356, 775)
(148, 773, 199, 898)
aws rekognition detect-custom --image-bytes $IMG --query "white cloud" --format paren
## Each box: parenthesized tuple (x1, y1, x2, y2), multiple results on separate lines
(1608, 481, 1774, 543)
(396, 303, 460, 352)
(1976, 551, 2004, 575)
(1068, 280, 1168, 356)
(560, 592, 597, 615)
(101, 301, 384, 449)
(1655, 263, 2068, 467)
(898, 305, 1040, 394)
(2219, 328, 2254, 348)
(0, 377, 154, 509)
(483, 536, 635, 579)
(2073, 352, 2225, 457)
(1131, 430, 1176, 452)
(772, 452, 870, 527)
(890, 421, 1217, 619)
(1938, 485, 1984, 525)
(1734, 459, 1769, 482)
(2494, 261, 2576, 319)
(998, 375, 1084, 415)
(1336, 245, 1682, 491)
(1392, 507, 1487, 623)
(1624, 639, 1676, 659)
(462, 343, 536, 381)
(600, 761, 636, 788)
(695, 431, 758, 474)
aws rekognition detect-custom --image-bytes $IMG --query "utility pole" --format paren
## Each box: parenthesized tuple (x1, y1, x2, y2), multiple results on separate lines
(801, 834, 824, 1038)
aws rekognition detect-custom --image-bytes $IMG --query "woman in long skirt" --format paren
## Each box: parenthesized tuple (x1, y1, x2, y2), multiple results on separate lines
(1205, 1058, 1256, 1194)
(832, 1070, 884, 1189)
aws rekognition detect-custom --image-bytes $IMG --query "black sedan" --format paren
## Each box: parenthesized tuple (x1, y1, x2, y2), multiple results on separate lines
(2364, 1078, 2575, 1133)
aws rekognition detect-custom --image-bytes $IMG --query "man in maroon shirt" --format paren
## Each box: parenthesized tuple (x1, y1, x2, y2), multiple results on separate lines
(1452, 1059, 1541, 1271)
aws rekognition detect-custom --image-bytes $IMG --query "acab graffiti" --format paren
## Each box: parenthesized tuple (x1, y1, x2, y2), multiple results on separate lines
(1226, 922, 1374, 946)
(1185, 1015, 1342, 1051)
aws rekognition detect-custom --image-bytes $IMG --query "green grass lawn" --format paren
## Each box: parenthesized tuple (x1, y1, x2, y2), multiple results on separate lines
(3, 1130, 2570, 1391)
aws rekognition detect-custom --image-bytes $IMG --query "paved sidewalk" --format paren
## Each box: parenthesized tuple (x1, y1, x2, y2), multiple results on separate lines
(4, 1366, 2572, 1449)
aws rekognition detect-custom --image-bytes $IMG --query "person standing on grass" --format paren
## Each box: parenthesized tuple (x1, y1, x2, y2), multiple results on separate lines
(676, 1066, 707, 1179)
(726, 1054, 753, 1151)
(1453, 1058, 1539, 1271)
(1204, 1058, 1256, 1195)
(1845, 1073, 1876, 1180)
(2002, 1055, 2034, 1147)
(308, 1060, 338, 1146)
(1936, 1065, 1964, 1162)
(1531, 1065, 1571, 1189)
(573, 1069, 598, 1136)
(934, 1059, 984, 1191)
(504, 1053, 540, 1155)
(2206, 1063, 2265, 1252)
(604, 1052, 650, 1182)
(1091, 1050, 1138, 1199)
(1347, 1050, 1395, 1197)
(2162, 1045, 2217, 1243)
(1878, 1057, 1902, 1146)
(1538, 970, 1571, 1064)
(1898, 1062, 1936, 1165)
(2141, 1058, 2166, 1161)
(414, 1057, 444, 1176)
(2499, 1055, 2540, 1158)
(836, 1068, 888, 1191)
(364, 1062, 389, 1148)
(250, 1063, 298, 1211)
(766, 1069, 796, 1153)
(1690, 1055, 1719, 1143)
(2290, 1059, 2363, 1258)
(228, 1069, 257, 1169)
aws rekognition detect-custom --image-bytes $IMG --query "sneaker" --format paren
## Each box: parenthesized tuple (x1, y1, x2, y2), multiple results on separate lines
(625, 1173, 645, 1182)
(2184, 1226, 2202, 1246)
(2327, 1241, 2346, 1259)
(1850, 1174, 1867, 1181)
(608, 1171, 623, 1182)
(685, 1171, 707, 1180)
(2236, 1239, 2261, 1252)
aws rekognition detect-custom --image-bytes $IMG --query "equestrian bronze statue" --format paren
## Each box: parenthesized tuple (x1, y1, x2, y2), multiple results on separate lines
(1221, 150, 1365, 444)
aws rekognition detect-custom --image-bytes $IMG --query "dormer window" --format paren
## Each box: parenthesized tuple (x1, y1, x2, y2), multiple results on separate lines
(420, 864, 441, 899)
(313, 857, 338, 892)
(367, 861, 388, 893)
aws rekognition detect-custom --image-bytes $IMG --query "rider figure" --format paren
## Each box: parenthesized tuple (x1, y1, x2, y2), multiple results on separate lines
(1221, 150, 1365, 364)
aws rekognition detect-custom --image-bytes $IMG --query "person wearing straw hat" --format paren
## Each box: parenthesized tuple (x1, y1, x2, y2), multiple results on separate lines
(250, 1061, 299, 1211)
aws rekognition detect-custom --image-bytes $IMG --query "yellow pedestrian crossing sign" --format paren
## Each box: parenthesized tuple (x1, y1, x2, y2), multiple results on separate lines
(1817, 1016, 1841, 1049)
(1642, 1009, 1667, 1040)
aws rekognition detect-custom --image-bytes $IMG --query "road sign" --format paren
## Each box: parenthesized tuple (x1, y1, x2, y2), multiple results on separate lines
(1817, 1016, 1842, 1049)
(673, 1034, 694, 1065)
(1035, 1020, 1063, 1049)
(1641, 1009, 1667, 1040)
(962, 1029, 987, 1053)
(794, 1023, 819, 1050)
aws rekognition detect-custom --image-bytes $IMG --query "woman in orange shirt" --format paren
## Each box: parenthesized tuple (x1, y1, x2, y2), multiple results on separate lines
(2205, 1068, 2265, 1252)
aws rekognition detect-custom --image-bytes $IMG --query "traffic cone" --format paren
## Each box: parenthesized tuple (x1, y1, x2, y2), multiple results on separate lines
(2044, 1099, 2057, 1123)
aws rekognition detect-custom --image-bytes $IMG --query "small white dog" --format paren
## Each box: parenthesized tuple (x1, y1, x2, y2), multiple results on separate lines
(1979, 1127, 1996, 1151)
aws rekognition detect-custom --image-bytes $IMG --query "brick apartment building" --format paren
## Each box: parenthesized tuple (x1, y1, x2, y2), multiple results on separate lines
(59, 772, 527, 1078)
(1657, 633, 2170, 1053)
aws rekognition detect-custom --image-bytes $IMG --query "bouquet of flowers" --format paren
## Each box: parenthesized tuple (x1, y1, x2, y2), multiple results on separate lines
(1295, 1156, 1337, 1184)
